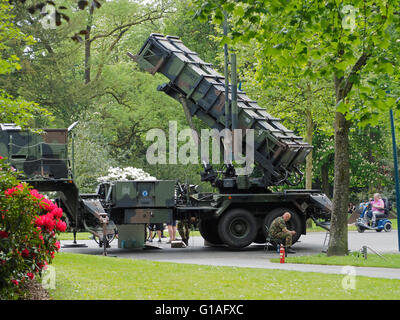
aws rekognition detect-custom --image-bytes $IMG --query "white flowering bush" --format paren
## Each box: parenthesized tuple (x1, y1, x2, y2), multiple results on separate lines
(97, 167, 156, 182)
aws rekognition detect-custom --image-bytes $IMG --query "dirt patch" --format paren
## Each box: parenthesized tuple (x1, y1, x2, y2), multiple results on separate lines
(20, 279, 50, 300)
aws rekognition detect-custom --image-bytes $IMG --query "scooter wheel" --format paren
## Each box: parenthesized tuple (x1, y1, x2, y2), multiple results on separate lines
(357, 226, 365, 233)
(384, 222, 392, 232)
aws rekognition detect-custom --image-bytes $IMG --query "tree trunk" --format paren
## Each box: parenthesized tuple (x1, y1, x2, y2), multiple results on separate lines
(327, 77, 351, 256)
(327, 52, 369, 256)
(84, 6, 94, 84)
(84, 36, 91, 84)
(305, 107, 313, 190)
(305, 84, 313, 228)
(327, 110, 351, 255)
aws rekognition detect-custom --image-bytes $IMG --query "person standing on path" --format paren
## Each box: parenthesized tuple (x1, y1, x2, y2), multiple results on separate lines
(167, 212, 177, 244)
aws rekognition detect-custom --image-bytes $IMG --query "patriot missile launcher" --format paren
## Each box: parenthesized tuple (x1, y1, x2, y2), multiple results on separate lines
(129, 33, 313, 192)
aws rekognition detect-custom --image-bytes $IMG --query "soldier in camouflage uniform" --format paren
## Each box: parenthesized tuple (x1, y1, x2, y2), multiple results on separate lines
(268, 212, 296, 253)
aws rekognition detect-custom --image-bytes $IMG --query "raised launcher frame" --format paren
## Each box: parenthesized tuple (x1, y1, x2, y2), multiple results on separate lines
(129, 33, 313, 191)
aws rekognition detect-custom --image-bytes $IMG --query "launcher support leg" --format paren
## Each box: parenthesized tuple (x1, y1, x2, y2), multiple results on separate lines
(100, 215, 109, 256)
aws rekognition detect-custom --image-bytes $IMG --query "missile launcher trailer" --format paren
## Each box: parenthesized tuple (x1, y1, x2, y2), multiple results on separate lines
(0, 34, 332, 252)
(128, 34, 331, 248)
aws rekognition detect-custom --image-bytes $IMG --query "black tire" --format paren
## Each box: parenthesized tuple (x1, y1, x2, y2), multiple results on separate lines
(262, 207, 302, 245)
(199, 218, 223, 245)
(254, 230, 267, 244)
(357, 226, 365, 233)
(384, 222, 392, 232)
(218, 208, 257, 249)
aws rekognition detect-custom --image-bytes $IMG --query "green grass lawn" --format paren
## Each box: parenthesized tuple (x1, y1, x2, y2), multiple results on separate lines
(271, 252, 400, 269)
(47, 252, 400, 300)
(57, 232, 93, 241)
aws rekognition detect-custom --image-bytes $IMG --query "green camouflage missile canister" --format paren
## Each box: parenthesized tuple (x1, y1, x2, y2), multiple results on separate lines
(111, 180, 175, 208)
(0, 124, 69, 179)
(110, 180, 176, 224)
(130, 34, 312, 186)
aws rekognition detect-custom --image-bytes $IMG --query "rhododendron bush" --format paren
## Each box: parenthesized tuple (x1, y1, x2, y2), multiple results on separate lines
(0, 157, 66, 299)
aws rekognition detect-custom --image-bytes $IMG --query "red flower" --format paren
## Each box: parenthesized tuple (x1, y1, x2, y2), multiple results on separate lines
(11, 279, 19, 286)
(54, 241, 61, 251)
(16, 183, 25, 191)
(35, 214, 56, 232)
(0, 230, 8, 238)
(37, 261, 48, 270)
(21, 248, 30, 258)
(51, 207, 63, 219)
(40, 198, 57, 212)
(35, 215, 45, 227)
(5, 187, 17, 197)
(30, 189, 44, 200)
(55, 220, 67, 232)
(27, 272, 34, 280)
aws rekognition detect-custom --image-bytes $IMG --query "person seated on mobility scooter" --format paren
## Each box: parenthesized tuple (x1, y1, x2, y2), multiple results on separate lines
(370, 193, 385, 227)
(356, 193, 392, 233)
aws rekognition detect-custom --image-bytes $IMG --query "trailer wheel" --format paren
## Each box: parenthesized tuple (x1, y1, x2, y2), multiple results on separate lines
(262, 208, 302, 245)
(218, 208, 257, 249)
(199, 218, 223, 245)
(253, 231, 267, 244)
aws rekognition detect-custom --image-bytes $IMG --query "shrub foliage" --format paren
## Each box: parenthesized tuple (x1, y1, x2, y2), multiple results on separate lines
(0, 157, 66, 299)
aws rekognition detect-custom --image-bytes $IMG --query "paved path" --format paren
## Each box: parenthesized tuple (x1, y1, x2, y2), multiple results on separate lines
(60, 229, 400, 280)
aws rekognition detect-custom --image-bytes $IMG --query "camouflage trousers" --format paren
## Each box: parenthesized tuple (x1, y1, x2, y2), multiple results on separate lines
(270, 231, 292, 247)
(177, 220, 190, 245)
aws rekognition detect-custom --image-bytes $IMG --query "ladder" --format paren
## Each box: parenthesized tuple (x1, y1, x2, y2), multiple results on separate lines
(322, 231, 330, 253)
